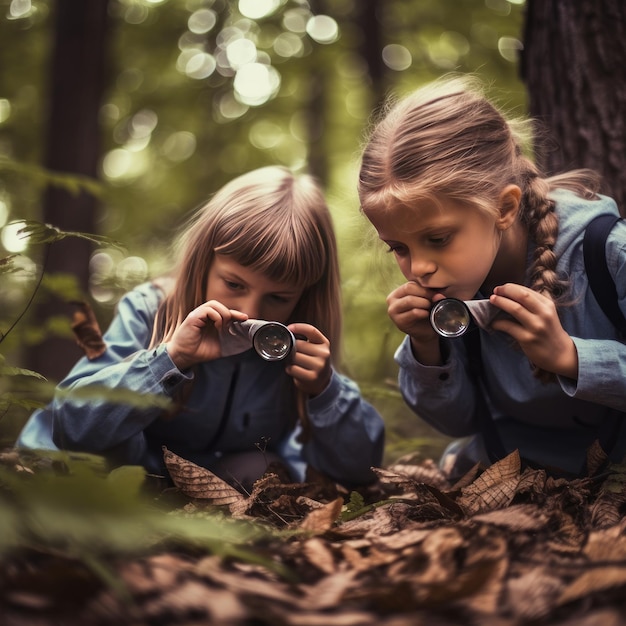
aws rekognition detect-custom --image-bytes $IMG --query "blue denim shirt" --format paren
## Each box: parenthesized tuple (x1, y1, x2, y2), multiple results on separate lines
(17, 283, 385, 485)
(395, 190, 626, 475)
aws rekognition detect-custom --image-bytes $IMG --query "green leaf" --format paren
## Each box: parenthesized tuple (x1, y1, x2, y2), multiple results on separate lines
(0, 156, 104, 197)
(13, 220, 124, 250)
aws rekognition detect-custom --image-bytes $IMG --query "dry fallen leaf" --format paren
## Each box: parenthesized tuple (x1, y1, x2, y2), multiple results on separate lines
(162, 446, 245, 505)
(70, 301, 106, 360)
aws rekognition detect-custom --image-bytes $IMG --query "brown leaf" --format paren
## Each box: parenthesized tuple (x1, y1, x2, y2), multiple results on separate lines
(299, 497, 344, 532)
(472, 503, 550, 532)
(558, 566, 626, 606)
(162, 447, 245, 505)
(386, 461, 451, 491)
(70, 301, 106, 359)
(586, 439, 609, 476)
(457, 451, 521, 515)
(506, 568, 564, 620)
(299, 537, 337, 575)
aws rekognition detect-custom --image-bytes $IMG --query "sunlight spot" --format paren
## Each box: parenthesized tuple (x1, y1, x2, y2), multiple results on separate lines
(1, 221, 28, 253)
(123, 4, 149, 24)
(249, 120, 283, 149)
(226, 38, 257, 69)
(306, 15, 339, 44)
(485, 0, 512, 16)
(215, 92, 249, 121)
(273, 32, 304, 58)
(116, 256, 148, 283)
(382, 44, 412, 71)
(102, 148, 149, 182)
(239, 0, 280, 20)
(234, 63, 280, 106)
(498, 36, 523, 62)
(183, 51, 217, 79)
(0, 199, 9, 227)
(130, 109, 158, 140)
(0, 99, 11, 124)
(283, 8, 310, 33)
(9, 0, 32, 19)
(162, 131, 196, 162)
(188, 8, 217, 34)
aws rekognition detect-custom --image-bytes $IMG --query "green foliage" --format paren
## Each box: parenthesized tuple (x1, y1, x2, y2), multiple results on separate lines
(0, 450, 276, 584)
(15, 220, 123, 250)
(0, 156, 104, 197)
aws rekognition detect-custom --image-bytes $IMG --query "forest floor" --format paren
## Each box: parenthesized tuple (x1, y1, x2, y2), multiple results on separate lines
(2, 445, 626, 626)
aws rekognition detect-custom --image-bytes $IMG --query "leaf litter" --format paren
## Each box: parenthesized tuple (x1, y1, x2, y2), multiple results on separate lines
(2, 444, 626, 625)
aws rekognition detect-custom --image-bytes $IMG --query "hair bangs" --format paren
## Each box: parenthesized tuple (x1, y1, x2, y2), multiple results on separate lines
(214, 208, 326, 289)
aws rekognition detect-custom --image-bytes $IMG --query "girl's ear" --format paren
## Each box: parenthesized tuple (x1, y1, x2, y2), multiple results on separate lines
(496, 184, 522, 230)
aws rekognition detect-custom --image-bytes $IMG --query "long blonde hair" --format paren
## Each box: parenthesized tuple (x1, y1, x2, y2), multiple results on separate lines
(358, 75, 601, 381)
(152, 166, 342, 364)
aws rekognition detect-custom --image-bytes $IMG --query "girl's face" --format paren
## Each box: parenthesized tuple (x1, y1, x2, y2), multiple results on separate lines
(206, 253, 304, 323)
(366, 198, 502, 301)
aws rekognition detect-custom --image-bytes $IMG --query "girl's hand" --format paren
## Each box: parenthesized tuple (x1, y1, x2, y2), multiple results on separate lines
(489, 283, 578, 379)
(285, 323, 332, 397)
(387, 281, 444, 365)
(166, 301, 248, 371)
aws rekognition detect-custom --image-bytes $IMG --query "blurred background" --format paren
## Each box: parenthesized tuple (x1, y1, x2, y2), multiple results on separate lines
(0, 0, 527, 462)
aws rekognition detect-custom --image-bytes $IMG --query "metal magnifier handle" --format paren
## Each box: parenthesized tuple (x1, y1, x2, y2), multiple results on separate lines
(430, 298, 472, 338)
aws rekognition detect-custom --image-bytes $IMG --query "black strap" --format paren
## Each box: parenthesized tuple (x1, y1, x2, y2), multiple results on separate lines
(583, 214, 626, 335)
(463, 328, 509, 465)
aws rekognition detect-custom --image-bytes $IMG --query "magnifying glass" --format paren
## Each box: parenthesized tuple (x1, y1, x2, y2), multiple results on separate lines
(221, 319, 296, 361)
(430, 298, 472, 337)
(251, 322, 296, 361)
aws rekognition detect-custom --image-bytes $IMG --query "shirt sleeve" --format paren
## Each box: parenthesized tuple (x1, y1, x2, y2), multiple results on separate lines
(50, 285, 191, 462)
(394, 335, 480, 438)
(286, 369, 385, 486)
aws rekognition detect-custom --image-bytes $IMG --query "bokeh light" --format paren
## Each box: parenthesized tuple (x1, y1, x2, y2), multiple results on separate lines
(498, 36, 523, 62)
(233, 63, 281, 106)
(238, 0, 280, 20)
(188, 8, 217, 34)
(382, 44, 412, 71)
(0, 99, 11, 124)
(1, 221, 28, 253)
(305, 15, 339, 44)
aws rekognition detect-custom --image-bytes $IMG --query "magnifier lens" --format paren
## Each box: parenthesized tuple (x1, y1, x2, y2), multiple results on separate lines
(252, 323, 294, 361)
(430, 299, 471, 337)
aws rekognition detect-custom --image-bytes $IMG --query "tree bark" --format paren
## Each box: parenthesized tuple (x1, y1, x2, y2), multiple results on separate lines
(520, 0, 626, 214)
(26, 0, 110, 380)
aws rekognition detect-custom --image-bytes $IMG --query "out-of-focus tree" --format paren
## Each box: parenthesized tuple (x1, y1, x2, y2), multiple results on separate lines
(27, 0, 110, 379)
(521, 0, 626, 213)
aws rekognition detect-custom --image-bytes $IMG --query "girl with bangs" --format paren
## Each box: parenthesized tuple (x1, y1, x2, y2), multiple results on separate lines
(17, 166, 384, 491)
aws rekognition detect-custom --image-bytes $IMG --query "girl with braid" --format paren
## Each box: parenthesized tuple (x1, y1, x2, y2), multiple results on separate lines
(357, 76, 626, 479)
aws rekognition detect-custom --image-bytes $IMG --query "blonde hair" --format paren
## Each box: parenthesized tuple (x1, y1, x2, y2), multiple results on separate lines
(152, 166, 342, 363)
(358, 75, 601, 381)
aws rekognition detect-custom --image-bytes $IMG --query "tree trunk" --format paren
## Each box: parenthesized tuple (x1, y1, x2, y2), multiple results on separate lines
(26, 0, 110, 380)
(520, 0, 626, 214)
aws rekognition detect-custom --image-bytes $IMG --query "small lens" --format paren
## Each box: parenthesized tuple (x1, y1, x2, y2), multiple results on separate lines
(252, 323, 294, 361)
(430, 299, 471, 337)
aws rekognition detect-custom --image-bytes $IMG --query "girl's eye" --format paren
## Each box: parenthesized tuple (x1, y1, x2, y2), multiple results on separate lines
(386, 244, 408, 256)
(428, 233, 451, 246)
(225, 280, 242, 290)
(269, 294, 290, 304)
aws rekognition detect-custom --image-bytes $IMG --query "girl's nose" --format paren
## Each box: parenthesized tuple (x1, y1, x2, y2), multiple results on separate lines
(243, 299, 262, 320)
(410, 256, 437, 280)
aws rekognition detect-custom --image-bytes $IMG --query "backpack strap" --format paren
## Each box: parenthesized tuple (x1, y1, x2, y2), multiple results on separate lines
(583, 214, 626, 335)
